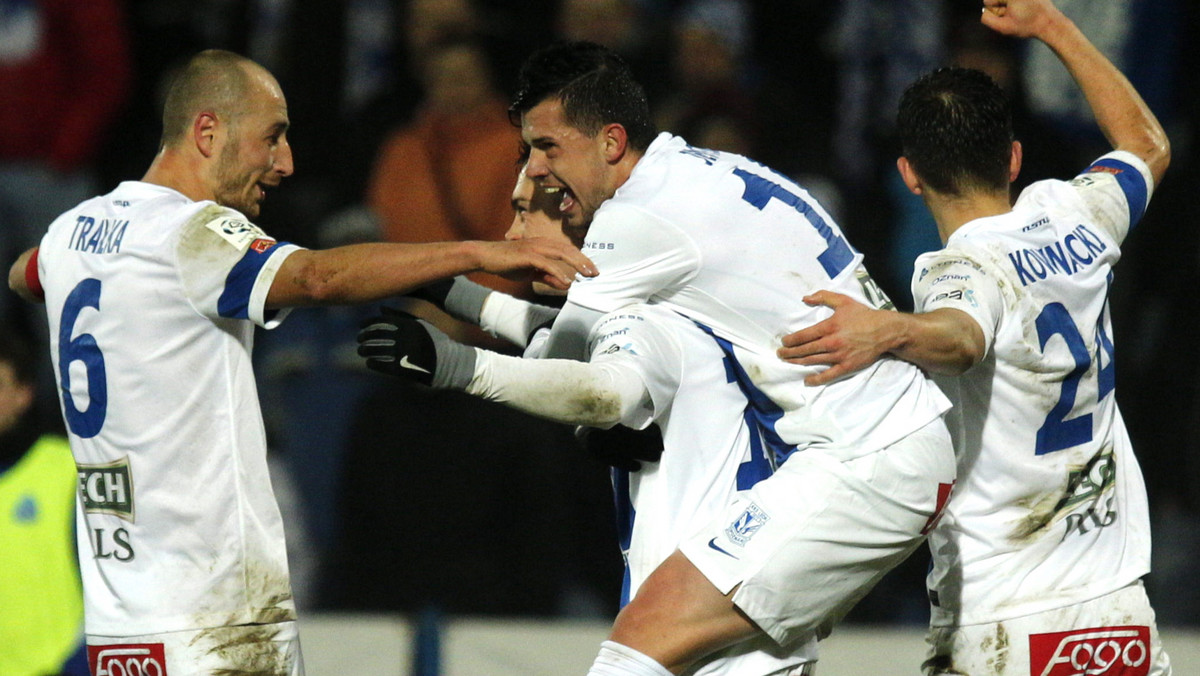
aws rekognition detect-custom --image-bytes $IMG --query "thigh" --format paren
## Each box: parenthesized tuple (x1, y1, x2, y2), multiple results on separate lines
(924, 582, 1171, 676)
(88, 621, 305, 675)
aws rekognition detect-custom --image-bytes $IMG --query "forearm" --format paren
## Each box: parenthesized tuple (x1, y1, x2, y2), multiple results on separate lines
(466, 350, 648, 427)
(267, 241, 489, 308)
(8, 247, 42, 304)
(890, 308, 985, 376)
(1035, 9, 1170, 182)
(479, 292, 560, 348)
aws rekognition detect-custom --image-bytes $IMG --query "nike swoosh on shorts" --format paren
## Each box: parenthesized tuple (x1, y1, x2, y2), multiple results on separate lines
(708, 538, 738, 559)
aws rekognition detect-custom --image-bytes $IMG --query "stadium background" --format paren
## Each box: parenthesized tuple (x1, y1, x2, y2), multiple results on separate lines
(3, 0, 1198, 670)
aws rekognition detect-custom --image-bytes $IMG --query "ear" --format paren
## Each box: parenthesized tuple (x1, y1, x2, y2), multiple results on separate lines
(897, 156, 923, 196)
(1009, 140, 1022, 183)
(601, 123, 628, 164)
(194, 112, 219, 159)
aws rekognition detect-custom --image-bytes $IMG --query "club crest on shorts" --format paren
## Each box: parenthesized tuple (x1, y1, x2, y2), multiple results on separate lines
(724, 502, 769, 546)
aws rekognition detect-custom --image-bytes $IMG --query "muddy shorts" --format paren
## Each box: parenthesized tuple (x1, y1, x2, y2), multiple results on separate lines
(924, 581, 1170, 675)
(87, 620, 304, 675)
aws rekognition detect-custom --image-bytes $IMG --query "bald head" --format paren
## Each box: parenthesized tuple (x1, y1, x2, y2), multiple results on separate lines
(160, 50, 270, 148)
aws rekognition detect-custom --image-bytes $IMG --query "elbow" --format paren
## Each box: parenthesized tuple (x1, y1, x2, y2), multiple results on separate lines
(1145, 132, 1171, 185)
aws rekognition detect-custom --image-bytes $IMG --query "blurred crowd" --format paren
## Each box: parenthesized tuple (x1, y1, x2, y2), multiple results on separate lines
(3, 0, 1198, 627)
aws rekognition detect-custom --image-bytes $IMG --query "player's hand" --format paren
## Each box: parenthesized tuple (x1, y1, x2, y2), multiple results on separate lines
(356, 307, 477, 389)
(981, 0, 1064, 39)
(778, 291, 895, 387)
(472, 238, 597, 291)
(576, 424, 664, 472)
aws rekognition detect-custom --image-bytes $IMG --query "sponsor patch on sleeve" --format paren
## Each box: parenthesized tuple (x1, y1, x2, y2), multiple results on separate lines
(204, 216, 274, 252)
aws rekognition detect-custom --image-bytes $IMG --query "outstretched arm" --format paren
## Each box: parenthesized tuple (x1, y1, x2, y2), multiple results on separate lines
(357, 309, 649, 426)
(982, 0, 1169, 184)
(778, 290, 985, 386)
(266, 237, 596, 309)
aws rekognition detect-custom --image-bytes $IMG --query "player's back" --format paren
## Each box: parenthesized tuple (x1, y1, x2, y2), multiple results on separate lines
(39, 181, 294, 636)
(921, 156, 1154, 626)
(572, 133, 949, 460)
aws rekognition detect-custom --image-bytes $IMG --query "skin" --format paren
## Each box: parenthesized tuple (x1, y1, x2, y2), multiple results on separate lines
(778, 0, 1169, 387)
(520, 98, 641, 232)
(0, 361, 33, 438)
(9, 58, 598, 308)
(506, 168, 582, 296)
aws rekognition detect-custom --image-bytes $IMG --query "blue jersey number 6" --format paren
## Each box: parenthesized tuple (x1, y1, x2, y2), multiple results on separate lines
(59, 278, 108, 438)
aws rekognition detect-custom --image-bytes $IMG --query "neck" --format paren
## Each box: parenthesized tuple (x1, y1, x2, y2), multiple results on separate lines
(142, 146, 213, 203)
(925, 189, 1012, 243)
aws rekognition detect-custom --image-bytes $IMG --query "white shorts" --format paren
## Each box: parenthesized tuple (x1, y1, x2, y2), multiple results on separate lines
(924, 580, 1171, 675)
(680, 419, 956, 647)
(87, 620, 304, 675)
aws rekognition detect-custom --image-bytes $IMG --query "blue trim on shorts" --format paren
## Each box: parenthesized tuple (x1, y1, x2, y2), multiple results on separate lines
(612, 467, 635, 608)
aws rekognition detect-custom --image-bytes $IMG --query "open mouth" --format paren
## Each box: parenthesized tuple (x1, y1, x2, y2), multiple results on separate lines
(543, 186, 576, 214)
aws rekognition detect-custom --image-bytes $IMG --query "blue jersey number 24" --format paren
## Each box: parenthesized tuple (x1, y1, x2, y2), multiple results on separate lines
(58, 278, 108, 438)
(1035, 301, 1115, 455)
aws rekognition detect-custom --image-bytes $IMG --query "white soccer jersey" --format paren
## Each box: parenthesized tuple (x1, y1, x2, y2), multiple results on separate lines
(558, 133, 949, 460)
(39, 181, 300, 636)
(914, 151, 1155, 626)
(589, 305, 816, 675)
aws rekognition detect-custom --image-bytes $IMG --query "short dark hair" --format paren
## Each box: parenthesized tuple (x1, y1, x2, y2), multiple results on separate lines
(897, 67, 1013, 196)
(509, 41, 657, 152)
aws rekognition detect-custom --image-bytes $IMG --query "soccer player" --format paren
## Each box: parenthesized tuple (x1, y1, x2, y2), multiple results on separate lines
(778, 1, 1172, 673)
(6, 49, 594, 675)
(494, 40, 957, 675)
(361, 169, 824, 674)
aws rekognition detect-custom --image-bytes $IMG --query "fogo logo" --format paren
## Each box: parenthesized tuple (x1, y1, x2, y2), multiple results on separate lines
(1029, 626, 1150, 676)
(88, 643, 168, 676)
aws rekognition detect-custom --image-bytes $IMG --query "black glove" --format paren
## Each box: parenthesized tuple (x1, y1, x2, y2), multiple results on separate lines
(407, 276, 491, 325)
(576, 424, 664, 472)
(356, 307, 476, 389)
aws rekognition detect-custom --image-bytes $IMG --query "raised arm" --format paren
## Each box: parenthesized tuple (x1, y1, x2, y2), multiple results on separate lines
(265, 237, 596, 309)
(982, 0, 1170, 184)
(778, 291, 986, 386)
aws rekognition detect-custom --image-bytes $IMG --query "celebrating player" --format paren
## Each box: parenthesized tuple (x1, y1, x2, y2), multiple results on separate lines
(363, 40, 958, 675)
(778, 1, 1172, 673)
(6, 49, 594, 675)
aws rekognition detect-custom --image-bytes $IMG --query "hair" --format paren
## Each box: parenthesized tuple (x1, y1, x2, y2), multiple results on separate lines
(159, 49, 258, 147)
(0, 328, 35, 386)
(897, 67, 1014, 196)
(508, 41, 656, 152)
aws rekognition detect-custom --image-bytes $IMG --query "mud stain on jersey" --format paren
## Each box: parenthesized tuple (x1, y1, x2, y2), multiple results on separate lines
(1008, 479, 1072, 543)
(190, 623, 290, 676)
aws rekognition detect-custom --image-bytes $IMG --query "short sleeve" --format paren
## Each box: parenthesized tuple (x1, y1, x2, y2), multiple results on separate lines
(175, 204, 302, 328)
(911, 251, 1005, 356)
(1064, 150, 1154, 245)
(565, 201, 701, 314)
(587, 308, 685, 429)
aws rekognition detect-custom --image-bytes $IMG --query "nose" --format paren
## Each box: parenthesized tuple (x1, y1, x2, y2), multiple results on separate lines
(505, 214, 525, 241)
(524, 151, 549, 179)
(276, 137, 295, 177)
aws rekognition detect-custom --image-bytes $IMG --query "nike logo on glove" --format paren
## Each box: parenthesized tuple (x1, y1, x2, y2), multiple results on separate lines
(707, 538, 738, 559)
(399, 355, 431, 374)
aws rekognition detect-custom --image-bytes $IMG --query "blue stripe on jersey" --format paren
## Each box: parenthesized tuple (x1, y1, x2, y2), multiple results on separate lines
(612, 467, 635, 608)
(218, 241, 290, 319)
(737, 408, 775, 490)
(1086, 158, 1147, 226)
(693, 321, 798, 468)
